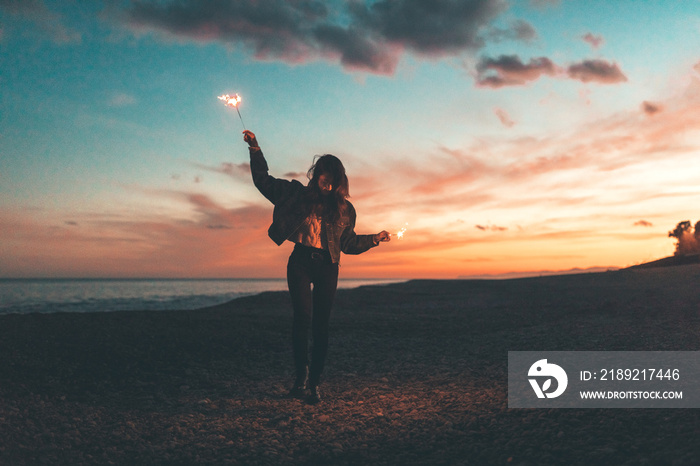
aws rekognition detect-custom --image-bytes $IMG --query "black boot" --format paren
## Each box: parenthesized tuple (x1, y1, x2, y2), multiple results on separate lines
(288, 366, 308, 398)
(307, 385, 322, 405)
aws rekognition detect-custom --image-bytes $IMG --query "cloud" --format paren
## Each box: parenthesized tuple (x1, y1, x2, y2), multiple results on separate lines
(355, 64, 700, 237)
(0, 0, 81, 43)
(0, 0, 43, 15)
(7, 67, 700, 279)
(349, 0, 506, 54)
(512, 19, 538, 42)
(494, 107, 515, 127)
(567, 59, 627, 84)
(383, 145, 494, 198)
(109, 93, 137, 107)
(634, 220, 653, 227)
(582, 32, 604, 50)
(475, 55, 558, 87)
(117, 0, 532, 74)
(124, 0, 327, 62)
(194, 162, 251, 180)
(0, 194, 279, 278)
(529, 0, 560, 8)
(487, 19, 538, 43)
(185, 193, 245, 230)
(475, 55, 627, 87)
(475, 224, 508, 231)
(283, 171, 307, 179)
(641, 101, 663, 116)
(312, 23, 401, 74)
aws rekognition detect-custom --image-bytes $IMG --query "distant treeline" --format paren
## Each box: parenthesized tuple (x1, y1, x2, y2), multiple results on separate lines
(668, 220, 700, 256)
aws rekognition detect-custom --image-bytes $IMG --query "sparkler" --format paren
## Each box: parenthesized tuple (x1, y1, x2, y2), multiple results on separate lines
(395, 223, 408, 240)
(218, 93, 246, 129)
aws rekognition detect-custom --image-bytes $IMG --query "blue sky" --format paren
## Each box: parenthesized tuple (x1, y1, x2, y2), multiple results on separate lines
(2, 0, 700, 278)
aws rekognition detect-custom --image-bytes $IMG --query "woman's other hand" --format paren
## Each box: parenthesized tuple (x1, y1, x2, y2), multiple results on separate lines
(374, 230, 391, 244)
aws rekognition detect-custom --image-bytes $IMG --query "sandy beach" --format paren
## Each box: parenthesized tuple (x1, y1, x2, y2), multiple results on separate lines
(1, 265, 699, 465)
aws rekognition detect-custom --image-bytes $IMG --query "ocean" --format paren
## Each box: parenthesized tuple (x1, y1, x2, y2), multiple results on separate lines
(0, 278, 404, 315)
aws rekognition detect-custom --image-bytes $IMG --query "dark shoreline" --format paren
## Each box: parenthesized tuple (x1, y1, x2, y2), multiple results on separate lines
(0, 278, 405, 316)
(1, 266, 699, 465)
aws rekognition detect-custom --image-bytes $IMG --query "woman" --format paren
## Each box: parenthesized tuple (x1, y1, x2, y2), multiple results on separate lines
(243, 130, 390, 404)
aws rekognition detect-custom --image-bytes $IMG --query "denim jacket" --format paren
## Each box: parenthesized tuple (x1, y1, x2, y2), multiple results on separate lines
(250, 148, 377, 263)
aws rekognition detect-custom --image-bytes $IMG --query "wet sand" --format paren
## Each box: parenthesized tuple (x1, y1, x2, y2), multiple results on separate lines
(1, 265, 699, 465)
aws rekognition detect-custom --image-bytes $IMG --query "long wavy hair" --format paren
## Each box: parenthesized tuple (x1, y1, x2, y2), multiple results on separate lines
(305, 154, 349, 222)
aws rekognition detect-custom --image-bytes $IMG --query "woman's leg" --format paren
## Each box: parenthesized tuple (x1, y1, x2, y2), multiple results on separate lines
(287, 251, 313, 389)
(308, 261, 339, 389)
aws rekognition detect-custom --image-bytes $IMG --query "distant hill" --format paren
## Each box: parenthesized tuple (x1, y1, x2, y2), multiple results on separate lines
(626, 253, 700, 270)
(459, 266, 617, 280)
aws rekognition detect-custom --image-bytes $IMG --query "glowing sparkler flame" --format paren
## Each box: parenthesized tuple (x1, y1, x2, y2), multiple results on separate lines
(395, 223, 408, 239)
(218, 93, 246, 129)
(218, 93, 242, 108)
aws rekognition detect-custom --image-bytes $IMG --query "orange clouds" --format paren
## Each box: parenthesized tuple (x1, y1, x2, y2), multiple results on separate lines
(342, 70, 700, 276)
(194, 162, 251, 180)
(494, 108, 516, 127)
(4, 69, 700, 279)
(0, 193, 281, 278)
(582, 33, 604, 50)
(641, 101, 664, 116)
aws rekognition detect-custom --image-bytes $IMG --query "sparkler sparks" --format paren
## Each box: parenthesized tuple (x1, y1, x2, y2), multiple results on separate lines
(218, 93, 246, 129)
(218, 93, 241, 107)
(395, 223, 408, 239)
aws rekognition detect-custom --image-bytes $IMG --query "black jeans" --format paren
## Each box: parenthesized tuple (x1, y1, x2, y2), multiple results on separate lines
(287, 243, 339, 388)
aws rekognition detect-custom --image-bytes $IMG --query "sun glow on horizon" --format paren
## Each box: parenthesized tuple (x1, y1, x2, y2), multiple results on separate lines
(2, 1, 700, 278)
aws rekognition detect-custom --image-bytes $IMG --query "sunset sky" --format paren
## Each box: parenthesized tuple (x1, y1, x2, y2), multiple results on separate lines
(2, 0, 700, 279)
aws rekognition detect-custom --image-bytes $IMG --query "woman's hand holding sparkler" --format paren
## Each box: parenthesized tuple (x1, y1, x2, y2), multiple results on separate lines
(374, 230, 391, 244)
(243, 130, 259, 149)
